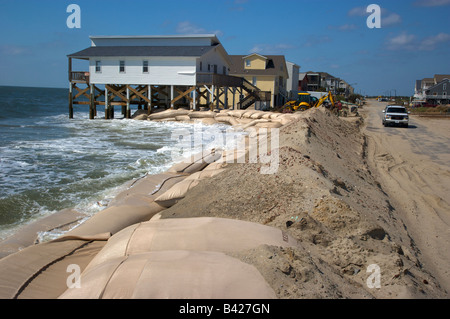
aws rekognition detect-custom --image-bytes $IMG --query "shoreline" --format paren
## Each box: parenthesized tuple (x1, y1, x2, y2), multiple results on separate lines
(0, 108, 299, 258)
(0, 104, 448, 299)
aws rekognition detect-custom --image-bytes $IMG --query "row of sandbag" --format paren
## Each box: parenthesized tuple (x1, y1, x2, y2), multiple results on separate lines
(0, 149, 223, 299)
(134, 108, 304, 128)
(55, 147, 300, 298)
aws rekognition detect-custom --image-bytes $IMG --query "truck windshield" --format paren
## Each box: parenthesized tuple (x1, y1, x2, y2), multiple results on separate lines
(387, 108, 406, 113)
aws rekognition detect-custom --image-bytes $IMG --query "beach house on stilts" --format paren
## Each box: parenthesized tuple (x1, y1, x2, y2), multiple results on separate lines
(67, 34, 271, 119)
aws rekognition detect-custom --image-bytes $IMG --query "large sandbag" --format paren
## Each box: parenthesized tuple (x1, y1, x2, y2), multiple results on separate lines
(175, 115, 191, 122)
(189, 111, 216, 119)
(196, 117, 218, 125)
(59, 250, 277, 299)
(0, 209, 85, 259)
(227, 110, 246, 118)
(149, 109, 190, 120)
(87, 217, 298, 269)
(250, 111, 266, 119)
(241, 119, 270, 130)
(215, 116, 240, 126)
(167, 149, 222, 174)
(184, 169, 225, 181)
(0, 234, 109, 299)
(109, 173, 187, 207)
(63, 203, 165, 238)
(255, 121, 283, 128)
(154, 179, 200, 208)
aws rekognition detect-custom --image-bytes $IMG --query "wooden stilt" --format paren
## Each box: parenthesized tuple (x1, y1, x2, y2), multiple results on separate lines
(126, 86, 131, 119)
(89, 84, 95, 120)
(148, 85, 152, 115)
(170, 85, 174, 109)
(105, 86, 109, 119)
(69, 82, 74, 119)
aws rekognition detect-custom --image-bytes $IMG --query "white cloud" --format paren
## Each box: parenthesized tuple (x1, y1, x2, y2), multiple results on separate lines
(249, 43, 296, 54)
(414, 0, 450, 6)
(419, 33, 450, 50)
(176, 21, 223, 37)
(328, 24, 358, 31)
(386, 32, 450, 51)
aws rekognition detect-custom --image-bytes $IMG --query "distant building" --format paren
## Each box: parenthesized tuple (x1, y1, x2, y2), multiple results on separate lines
(425, 78, 449, 105)
(414, 74, 450, 102)
(298, 73, 308, 92)
(305, 72, 320, 91)
(229, 53, 289, 107)
(286, 61, 300, 100)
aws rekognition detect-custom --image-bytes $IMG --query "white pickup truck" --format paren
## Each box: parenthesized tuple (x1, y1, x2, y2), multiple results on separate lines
(382, 105, 410, 128)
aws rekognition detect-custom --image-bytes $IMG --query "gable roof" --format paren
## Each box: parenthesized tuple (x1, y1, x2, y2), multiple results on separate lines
(68, 45, 216, 59)
(242, 53, 268, 60)
(434, 74, 450, 83)
(229, 54, 288, 77)
(426, 78, 449, 92)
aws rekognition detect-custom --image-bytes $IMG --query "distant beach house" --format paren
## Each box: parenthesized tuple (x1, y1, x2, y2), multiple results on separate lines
(228, 53, 289, 108)
(67, 35, 272, 119)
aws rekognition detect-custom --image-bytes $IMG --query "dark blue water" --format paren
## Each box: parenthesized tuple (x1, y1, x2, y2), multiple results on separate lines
(0, 86, 231, 239)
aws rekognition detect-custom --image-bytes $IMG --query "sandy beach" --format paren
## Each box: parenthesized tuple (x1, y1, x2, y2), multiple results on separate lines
(0, 101, 448, 299)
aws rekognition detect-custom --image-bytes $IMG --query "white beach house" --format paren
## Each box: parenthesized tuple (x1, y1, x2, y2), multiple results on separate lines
(68, 34, 263, 118)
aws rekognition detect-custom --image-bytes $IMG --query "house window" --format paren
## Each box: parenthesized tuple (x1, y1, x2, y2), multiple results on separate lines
(214, 65, 218, 74)
(200, 62, 203, 72)
(444, 83, 447, 91)
(223, 66, 226, 75)
(246, 60, 251, 67)
(252, 77, 257, 86)
(119, 61, 125, 73)
(143, 61, 149, 73)
(95, 61, 101, 73)
(208, 64, 211, 72)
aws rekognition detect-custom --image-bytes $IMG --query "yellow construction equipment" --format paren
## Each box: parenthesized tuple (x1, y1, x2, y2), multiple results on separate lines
(284, 91, 335, 112)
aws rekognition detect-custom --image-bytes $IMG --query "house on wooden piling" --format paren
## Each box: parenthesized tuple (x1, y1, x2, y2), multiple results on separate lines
(228, 53, 289, 109)
(67, 34, 271, 119)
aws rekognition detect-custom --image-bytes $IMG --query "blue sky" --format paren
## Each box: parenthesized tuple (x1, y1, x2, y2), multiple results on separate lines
(0, 0, 449, 96)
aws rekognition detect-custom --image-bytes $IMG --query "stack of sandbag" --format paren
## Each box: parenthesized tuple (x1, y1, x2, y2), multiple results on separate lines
(142, 108, 301, 128)
(0, 208, 85, 259)
(58, 217, 299, 299)
(0, 232, 110, 299)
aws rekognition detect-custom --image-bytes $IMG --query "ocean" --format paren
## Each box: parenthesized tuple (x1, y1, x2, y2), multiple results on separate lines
(0, 86, 236, 240)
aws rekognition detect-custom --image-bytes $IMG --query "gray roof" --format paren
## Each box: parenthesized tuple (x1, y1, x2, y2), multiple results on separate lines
(68, 45, 216, 59)
(229, 55, 287, 76)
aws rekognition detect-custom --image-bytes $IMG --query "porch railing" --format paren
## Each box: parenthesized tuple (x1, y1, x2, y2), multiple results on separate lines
(70, 71, 90, 83)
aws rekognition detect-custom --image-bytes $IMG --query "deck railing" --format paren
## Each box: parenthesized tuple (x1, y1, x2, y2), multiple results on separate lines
(196, 73, 244, 87)
(70, 71, 90, 83)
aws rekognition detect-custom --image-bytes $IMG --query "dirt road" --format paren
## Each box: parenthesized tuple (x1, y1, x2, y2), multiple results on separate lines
(361, 100, 450, 291)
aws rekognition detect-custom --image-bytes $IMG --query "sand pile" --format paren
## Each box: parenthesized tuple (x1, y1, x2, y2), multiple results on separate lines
(159, 107, 448, 298)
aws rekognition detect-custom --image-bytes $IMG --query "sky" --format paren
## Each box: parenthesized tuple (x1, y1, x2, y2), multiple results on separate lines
(0, 0, 449, 96)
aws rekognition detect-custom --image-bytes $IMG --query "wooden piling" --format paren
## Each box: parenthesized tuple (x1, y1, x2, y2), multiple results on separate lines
(69, 83, 74, 119)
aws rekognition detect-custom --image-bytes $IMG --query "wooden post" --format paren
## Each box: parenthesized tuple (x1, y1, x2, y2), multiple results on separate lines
(105, 86, 109, 119)
(148, 85, 152, 115)
(170, 85, 174, 109)
(126, 85, 131, 118)
(225, 87, 229, 109)
(89, 84, 95, 120)
(69, 82, 74, 119)
(193, 86, 197, 111)
(232, 87, 236, 110)
(210, 85, 215, 111)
